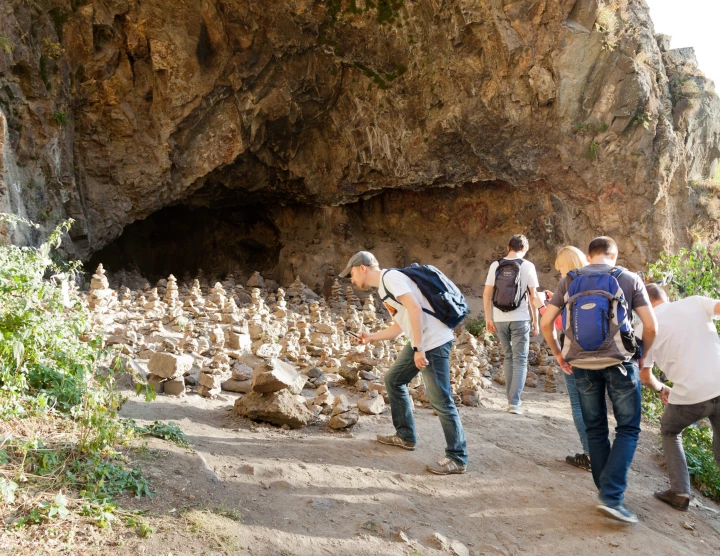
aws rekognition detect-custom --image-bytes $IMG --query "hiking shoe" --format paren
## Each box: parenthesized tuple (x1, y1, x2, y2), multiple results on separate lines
(565, 453, 591, 472)
(376, 434, 416, 451)
(654, 489, 690, 512)
(427, 457, 467, 475)
(596, 502, 638, 524)
(508, 405, 524, 415)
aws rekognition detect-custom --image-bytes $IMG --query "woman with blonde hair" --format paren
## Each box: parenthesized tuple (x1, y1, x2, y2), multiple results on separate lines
(543, 245, 591, 471)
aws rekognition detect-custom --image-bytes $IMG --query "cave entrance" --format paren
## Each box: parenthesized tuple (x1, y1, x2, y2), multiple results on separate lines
(88, 204, 281, 282)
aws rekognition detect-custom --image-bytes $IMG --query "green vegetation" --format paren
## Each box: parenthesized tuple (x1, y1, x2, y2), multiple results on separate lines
(0, 214, 170, 547)
(464, 316, 486, 337)
(52, 110, 68, 126)
(633, 111, 651, 129)
(42, 38, 64, 60)
(0, 34, 15, 54)
(644, 244, 720, 501)
(587, 139, 599, 160)
(595, 3, 619, 51)
(123, 419, 190, 449)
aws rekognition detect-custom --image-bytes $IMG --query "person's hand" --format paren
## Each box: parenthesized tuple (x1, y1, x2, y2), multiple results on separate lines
(544, 290, 554, 300)
(660, 385, 671, 404)
(532, 323, 540, 336)
(357, 331, 372, 345)
(486, 319, 496, 334)
(414, 350, 429, 369)
(555, 353, 573, 375)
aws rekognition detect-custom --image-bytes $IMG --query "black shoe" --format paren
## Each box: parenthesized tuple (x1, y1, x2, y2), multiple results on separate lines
(565, 453, 591, 472)
(654, 489, 690, 511)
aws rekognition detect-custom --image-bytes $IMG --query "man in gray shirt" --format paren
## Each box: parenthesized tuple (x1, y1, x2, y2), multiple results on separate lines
(541, 237, 657, 524)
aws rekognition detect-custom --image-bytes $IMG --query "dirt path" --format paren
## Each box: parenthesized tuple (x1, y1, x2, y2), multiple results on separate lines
(113, 383, 720, 556)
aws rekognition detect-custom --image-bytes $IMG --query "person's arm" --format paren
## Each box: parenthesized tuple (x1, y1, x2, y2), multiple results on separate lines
(528, 286, 540, 335)
(483, 285, 496, 333)
(713, 302, 720, 316)
(358, 322, 402, 343)
(396, 292, 430, 369)
(640, 364, 671, 404)
(540, 304, 572, 374)
(635, 305, 658, 364)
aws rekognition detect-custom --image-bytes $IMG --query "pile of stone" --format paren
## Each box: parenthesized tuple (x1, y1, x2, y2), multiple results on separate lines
(83, 264, 531, 430)
(232, 358, 314, 429)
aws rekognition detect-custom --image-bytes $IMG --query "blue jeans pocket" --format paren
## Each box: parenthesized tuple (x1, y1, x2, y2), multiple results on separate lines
(609, 368, 637, 395)
(574, 374, 593, 394)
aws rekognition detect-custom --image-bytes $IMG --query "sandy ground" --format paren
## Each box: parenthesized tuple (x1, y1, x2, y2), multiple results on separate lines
(111, 382, 720, 556)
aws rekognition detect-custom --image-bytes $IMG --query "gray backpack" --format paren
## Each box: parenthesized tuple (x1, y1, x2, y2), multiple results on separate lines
(492, 259, 527, 312)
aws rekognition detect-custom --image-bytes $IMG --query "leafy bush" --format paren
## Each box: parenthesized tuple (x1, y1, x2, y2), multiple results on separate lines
(646, 243, 720, 333)
(0, 215, 156, 545)
(464, 316, 486, 337)
(683, 425, 720, 500)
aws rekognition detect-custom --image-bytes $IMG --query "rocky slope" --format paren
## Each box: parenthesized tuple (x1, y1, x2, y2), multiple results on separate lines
(0, 0, 718, 288)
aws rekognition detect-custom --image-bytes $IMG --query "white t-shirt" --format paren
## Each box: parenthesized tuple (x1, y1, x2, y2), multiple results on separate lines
(645, 296, 720, 405)
(379, 270, 454, 352)
(485, 258, 539, 322)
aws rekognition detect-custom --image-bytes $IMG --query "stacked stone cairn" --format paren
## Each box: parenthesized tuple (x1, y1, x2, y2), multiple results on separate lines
(85, 265, 557, 431)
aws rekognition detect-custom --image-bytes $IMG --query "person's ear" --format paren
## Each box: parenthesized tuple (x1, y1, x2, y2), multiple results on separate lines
(586, 254, 592, 262)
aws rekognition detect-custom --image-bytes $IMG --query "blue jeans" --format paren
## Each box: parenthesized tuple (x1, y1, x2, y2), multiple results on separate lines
(573, 362, 641, 506)
(384, 341, 468, 465)
(495, 320, 530, 406)
(564, 371, 590, 455)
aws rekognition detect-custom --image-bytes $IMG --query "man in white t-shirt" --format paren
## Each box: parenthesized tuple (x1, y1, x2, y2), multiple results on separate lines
(640, 284, 720, 512)
(339, 251, 468, 475)
(483, 235, 540, 414)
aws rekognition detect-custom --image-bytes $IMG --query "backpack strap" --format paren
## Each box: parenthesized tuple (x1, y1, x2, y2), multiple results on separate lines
(380, 269, 437, 319)
(380, 269, 398, 304)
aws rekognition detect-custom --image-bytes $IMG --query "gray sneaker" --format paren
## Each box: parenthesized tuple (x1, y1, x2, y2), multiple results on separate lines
(596, 502, 638, 524)
(376, 434, 416, 450)
(426, 457, 467, 475)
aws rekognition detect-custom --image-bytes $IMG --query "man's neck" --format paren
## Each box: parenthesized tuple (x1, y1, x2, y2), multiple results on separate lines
(651, 299, 667, 309)
(367, 268, 383, 289)
(506, 251, 525, 259)
(587, 256, 616, 265)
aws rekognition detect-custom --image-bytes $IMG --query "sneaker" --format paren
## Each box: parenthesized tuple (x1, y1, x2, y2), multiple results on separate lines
(654, 489, 690, 511)
(596, 502, 638, 524)
(426, 457, 467, 475)
(376, 434, 416, 451)
(508, 405, 524, 415)
(565, 453, 592, 472)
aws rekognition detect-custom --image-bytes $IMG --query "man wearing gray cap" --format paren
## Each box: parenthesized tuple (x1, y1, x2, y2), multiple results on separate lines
(340, 251, 468, 474)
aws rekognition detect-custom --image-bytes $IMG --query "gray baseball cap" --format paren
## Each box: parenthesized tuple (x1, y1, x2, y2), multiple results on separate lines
(339, 251, 379, 277)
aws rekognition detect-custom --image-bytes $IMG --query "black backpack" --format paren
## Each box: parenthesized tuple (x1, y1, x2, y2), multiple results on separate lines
(492, 259, 527, 312)
(380, 264, 469, 328)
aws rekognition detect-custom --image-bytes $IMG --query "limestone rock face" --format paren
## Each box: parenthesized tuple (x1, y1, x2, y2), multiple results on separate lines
(0, 0, 717, 283)
(233, 390, 315, 429)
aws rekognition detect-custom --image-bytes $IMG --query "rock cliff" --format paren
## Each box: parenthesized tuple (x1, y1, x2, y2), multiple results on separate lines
(0, 0, 718, 287)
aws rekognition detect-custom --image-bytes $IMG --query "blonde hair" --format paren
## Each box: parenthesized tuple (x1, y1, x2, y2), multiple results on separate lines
(555, 246, 587, 276)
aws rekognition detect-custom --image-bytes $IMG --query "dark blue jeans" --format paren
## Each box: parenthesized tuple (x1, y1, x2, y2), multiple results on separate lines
(573, 362, 641, 506)
(385, 341, 468, 465)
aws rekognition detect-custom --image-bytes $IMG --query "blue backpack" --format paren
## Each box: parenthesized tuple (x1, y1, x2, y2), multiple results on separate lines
(380, 264, 469, 328)
(560, 267, 638, 368)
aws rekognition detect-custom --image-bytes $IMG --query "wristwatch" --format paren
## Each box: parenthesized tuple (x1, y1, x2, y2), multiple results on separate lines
(413, 345, 424, 352)
(658, 384, 665, 394)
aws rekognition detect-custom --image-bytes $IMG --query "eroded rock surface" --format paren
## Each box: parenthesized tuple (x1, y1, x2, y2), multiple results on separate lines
(0, 0, 718, 286)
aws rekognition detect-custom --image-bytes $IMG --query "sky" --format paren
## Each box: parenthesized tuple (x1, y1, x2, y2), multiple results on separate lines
(645, 0, 720, 85)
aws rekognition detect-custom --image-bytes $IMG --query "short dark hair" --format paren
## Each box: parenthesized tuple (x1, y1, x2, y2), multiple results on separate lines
(508, 235, 529, 252)
(587, 236, 618, 257)
(645, 283, 668, 303)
